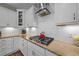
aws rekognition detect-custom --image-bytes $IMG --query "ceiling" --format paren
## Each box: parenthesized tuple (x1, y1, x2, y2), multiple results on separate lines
(7, 3, 34, 9)
(0, 3, 51, 12)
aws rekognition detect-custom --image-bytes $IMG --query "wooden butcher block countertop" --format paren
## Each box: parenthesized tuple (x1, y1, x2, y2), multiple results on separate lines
(21, 34, 79, 56)
(0, 35, 19, 39)
(1, 34, 79, 56)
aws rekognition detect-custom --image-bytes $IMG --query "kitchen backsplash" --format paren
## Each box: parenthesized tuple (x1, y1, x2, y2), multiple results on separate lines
(1, 27, 21, 37)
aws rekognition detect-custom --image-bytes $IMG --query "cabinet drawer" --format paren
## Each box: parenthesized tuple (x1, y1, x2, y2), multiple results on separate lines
(28, 41, 45, 55)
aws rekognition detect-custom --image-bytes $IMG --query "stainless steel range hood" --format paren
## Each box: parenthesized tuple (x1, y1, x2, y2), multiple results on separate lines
(34, 3, 51, 17)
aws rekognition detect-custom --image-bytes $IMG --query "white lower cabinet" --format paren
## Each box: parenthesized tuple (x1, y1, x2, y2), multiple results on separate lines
(5, 38, 14, 54)
(13, 37, 19, 50)
(21, 40, 57, 56)
(0, 42, 6, 56)
(0, 37, 58, 56)
(21, 46, 28, 56)
(0, 38, 14, 56)
(28, 41, 45, 56)
(0, 48, 7, 56)
(23, 39, 28, 46)
(13, 37, 23, 50)
(0, 37, 24, 56)
(17, 37, 24, 49)
(28, 46, 42, 56)
(20, 39, 28, 56)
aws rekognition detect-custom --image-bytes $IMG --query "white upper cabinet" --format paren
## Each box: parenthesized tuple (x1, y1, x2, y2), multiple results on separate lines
(25, 6, 37, 27)
(0, 6, 9, 26)
(76, 3, 79, 21)
(8, 10, 17, 27)
(55, 3, 76, 23)
(0, 6, 17, 27)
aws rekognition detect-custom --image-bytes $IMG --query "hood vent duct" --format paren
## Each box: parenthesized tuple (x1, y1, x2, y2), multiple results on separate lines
(34, 3, 51, 17)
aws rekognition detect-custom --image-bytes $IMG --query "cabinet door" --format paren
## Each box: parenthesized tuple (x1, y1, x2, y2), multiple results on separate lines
(23, 39, 28, 47)
(28, 41, 45, 56)
(20, 38, 28, 56)
(0, 6, 9, 26)
(76, 4, 79, 21)
(5, 38, 14, 53)
(21, 46, 28, 56)
(0, 38, 14, 56)
(55, 3, 76, 23)
(28, 46, 42, 56)
(0, 48, 8, 56)
(45, 50, 57, 56)
(13, 37, 19, 50)
(0, 39, 4, 47)
(25, 6, 37, 26)
(0, 6, 17, 26)
(5, 38, 13, 48)
(8, 10, 17, 27)
(0, 39, 7, 56)
(18, 37, 25, 49)
(13, 37, 24, 50)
